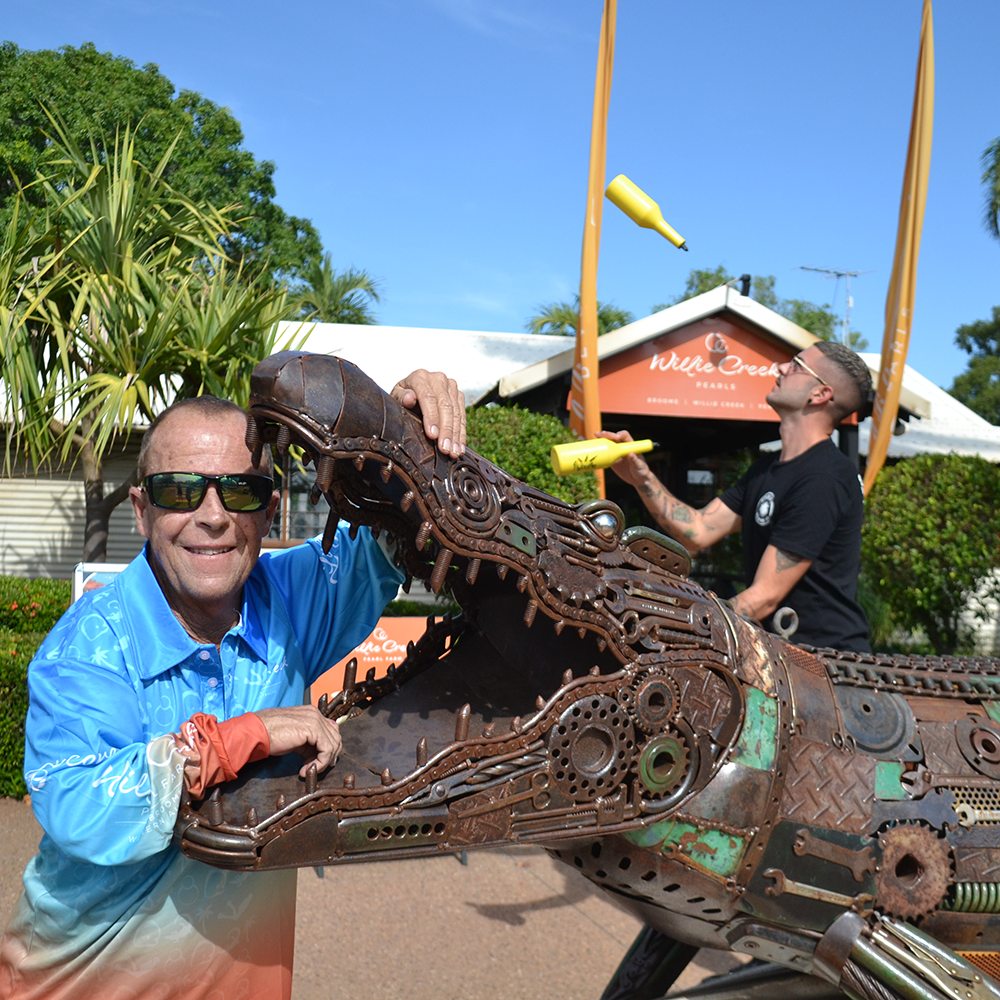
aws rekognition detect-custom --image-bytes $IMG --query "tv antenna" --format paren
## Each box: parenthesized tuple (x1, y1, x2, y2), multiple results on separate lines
(798, 266, 873, 346)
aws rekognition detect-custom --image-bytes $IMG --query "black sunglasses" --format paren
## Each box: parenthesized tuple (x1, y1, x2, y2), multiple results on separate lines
(143, 472, 275, 513)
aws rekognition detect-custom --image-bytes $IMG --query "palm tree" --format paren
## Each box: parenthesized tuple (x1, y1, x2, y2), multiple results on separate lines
(289, 255, 381, 324)
(0, 119, 286, 560)
(526, 295, 634, 336)
(983, 137, 1000, 240)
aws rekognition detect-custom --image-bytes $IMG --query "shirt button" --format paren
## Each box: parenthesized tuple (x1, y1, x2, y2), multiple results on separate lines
(199, 651, 211, 660)
(208, 677, 218, 688)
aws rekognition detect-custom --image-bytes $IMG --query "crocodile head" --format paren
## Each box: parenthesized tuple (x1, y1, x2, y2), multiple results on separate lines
(177, 351, 995, 972)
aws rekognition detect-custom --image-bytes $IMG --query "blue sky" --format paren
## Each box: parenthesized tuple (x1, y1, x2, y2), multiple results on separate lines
(5, 0, 998, 387)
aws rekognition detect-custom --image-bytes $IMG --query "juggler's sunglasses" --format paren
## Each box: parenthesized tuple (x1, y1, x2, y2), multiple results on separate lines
(142, 472, 275, 512)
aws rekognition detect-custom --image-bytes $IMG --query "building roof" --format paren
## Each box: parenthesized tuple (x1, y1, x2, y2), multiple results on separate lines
(283, 290, 1000, 463)
(857, 355, 1000, 460)
(283, 321, 569, 405)
(496, 284, 931, 419)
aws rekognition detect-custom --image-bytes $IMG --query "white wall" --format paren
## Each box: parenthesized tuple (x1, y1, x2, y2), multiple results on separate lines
(0, 452, 143, 579)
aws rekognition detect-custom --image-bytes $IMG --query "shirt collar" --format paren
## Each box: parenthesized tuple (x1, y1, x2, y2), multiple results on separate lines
(119, 545, 269, 678)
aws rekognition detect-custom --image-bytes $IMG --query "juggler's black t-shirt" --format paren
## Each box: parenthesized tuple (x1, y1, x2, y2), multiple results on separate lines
(719, 438, 870, 652)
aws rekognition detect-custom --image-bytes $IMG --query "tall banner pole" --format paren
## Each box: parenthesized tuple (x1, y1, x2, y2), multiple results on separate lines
(863, 0, 934, 495)
(569, 0, 616, 498)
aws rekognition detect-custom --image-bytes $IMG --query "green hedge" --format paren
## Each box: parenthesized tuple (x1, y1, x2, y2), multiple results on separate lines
(466, 404, 599, 505)
(0, 579, 70, 797)
(0, 577, 71, 632)
(0, 629, 46, 799)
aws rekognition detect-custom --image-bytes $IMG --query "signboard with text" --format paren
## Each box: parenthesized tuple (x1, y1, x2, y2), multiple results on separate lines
(310, 617, 436, 705)
(598, 316, 788, 421)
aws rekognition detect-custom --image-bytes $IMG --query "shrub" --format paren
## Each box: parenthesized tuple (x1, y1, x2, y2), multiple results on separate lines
(0, 629, 47, 799)
(0, 577, 71, 632)
(466, 404, 599, 505)
(863, 453, 1000, 654)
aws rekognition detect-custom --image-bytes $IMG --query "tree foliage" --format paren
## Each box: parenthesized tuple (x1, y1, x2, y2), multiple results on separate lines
(862, 453, 1000, 654)
(0, 41, 321, 279)
(288, 256, 381, 324)
(949, 306, 1000, 425)
(526, 294, 634, 337)
(983, 136, 1000, 241)
(656, 266, 867, 348)
(0, 122, 291, 560)
(466, 405, 599, 504)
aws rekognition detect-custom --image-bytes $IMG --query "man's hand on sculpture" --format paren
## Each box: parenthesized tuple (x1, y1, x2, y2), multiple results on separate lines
(391, 369, 466, 458)
(256, 705, 343, 777)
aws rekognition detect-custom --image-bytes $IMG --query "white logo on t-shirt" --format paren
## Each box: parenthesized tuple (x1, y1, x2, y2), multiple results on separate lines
(755, 491, 775, 526)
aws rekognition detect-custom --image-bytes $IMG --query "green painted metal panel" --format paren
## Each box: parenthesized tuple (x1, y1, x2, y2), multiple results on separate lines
(729, 686, 777, 771)
(625, 818, 746, 876)
(875, 761, 907, 800)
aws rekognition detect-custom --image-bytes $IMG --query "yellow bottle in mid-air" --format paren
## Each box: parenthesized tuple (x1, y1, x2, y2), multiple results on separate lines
(551, 437, 656, 475)
(605, 174, 688, 250)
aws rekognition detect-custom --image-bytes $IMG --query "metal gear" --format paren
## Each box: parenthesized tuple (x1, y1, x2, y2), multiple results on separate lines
(619, 670, 681, 735)
(546, 694, 636, 803)
(875, 823, 952, 920)
(636, 727, 692, 799)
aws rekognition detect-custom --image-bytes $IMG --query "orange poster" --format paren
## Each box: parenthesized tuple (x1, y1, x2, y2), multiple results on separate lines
(309, 617, 435, 705)
(598, 317, 788, 421)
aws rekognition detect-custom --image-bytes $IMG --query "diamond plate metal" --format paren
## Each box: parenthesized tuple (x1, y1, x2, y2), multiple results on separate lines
(779, 737, 875, 834)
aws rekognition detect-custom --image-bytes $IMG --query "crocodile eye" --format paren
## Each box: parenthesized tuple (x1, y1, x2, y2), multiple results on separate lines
(591, 511, 620, 540)
(577, 499, 625, 546)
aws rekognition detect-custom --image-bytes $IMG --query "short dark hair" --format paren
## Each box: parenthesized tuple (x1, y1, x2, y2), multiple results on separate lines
(814, 340, 873, 422)
(137, 396, 274, 480)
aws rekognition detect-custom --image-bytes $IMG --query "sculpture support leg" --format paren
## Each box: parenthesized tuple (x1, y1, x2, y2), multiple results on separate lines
(600, 925, 699, 1000)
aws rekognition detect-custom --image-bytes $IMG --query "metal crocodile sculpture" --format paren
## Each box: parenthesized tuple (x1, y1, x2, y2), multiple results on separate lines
(176, 351, 1000, 1000)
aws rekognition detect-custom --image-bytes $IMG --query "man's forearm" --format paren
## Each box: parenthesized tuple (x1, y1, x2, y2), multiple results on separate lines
(634, 474, 703, 551)
(730, 546, 812, 621)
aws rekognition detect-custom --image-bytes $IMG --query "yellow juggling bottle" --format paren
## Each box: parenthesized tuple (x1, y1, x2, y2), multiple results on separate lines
(605, 175, 688, 250)
(551, 437, 656, 476)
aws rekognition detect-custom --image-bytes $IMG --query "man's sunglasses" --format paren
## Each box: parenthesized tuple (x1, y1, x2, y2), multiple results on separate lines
(789, 353, 831, 388)
(143, 472, 275, 513)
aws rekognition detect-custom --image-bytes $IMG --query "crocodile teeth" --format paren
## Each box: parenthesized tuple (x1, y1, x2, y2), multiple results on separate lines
(455, 704, 471, 742)
(276, 425, 291, 455)
(466, 558, 481, 585)
(416, 521, 433, 549)
(315, 455, 335, 492)
(431, 548, 453, 593)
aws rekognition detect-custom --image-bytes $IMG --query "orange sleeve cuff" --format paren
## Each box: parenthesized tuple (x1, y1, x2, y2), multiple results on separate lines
(175, 712, 271, 799)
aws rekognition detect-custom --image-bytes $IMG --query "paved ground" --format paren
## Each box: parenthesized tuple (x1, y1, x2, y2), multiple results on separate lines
(0, 796, 748, 999)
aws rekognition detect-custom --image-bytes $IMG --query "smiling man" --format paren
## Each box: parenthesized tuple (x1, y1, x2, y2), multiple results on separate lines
(601, 340, 873, 651)
(0, 369, 465, 1000)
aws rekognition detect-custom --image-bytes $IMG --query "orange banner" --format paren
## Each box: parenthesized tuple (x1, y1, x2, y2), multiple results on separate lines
(568, 0, 616, 496)
(863, 0, 934, 494)
(309, 617, 435, 705)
